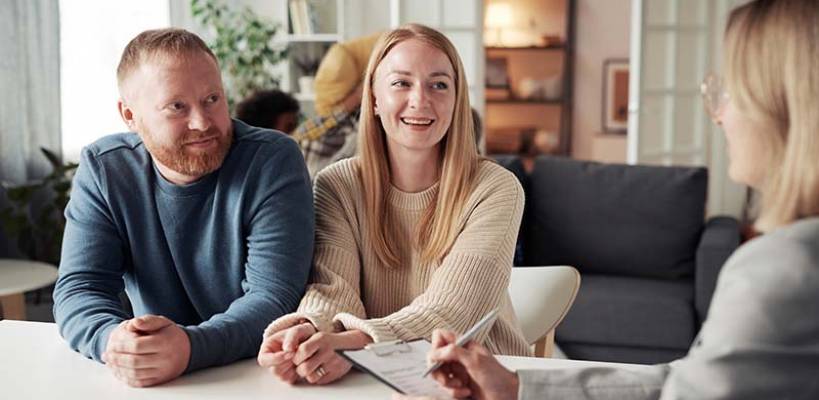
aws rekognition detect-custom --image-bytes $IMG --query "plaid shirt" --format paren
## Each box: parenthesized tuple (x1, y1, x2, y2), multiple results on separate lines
(292, 106, 350, 142)
(297, 107, 360, 179)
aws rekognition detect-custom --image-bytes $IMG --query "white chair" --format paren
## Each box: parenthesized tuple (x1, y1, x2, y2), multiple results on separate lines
(508, 265, 580, 358)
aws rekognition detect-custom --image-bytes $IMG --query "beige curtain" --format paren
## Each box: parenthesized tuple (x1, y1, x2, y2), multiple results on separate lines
(0, 0, 61, 184)
(0, 0, 61, 256)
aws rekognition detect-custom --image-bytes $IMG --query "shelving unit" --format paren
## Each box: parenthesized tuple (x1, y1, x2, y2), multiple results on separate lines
(278, 0, 345, 116)
(287, 34, 342, 43)
(484, 0, 576, 161)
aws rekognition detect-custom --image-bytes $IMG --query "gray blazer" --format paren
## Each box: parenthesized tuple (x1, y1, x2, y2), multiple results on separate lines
(518, 217, 819, 400)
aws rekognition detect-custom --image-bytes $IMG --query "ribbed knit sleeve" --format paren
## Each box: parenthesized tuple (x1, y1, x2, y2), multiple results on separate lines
(264, 161, 367, 336)
(334, 163, 526, 351)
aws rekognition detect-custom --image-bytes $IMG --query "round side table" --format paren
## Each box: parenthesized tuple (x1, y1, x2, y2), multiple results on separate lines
(0, 259, 58, 320)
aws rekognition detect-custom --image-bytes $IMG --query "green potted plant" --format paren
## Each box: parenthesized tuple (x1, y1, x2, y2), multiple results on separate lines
(0, 148, 79, 265)
(191, 0, 288, 112)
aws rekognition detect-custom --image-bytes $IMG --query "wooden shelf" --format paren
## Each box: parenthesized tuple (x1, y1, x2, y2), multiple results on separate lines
(286, 34, 341, 43)
(281, 0, 344, 113)
(483, 0, 576, 156)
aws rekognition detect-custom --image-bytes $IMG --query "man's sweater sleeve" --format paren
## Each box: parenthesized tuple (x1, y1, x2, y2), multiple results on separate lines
(53, 147, 130, 362)
(183, 138, 315, 371)
(263, 165, 366, 336)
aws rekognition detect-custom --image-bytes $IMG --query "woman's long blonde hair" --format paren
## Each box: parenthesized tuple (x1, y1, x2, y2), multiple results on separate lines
(357, 23, 480, 267)
(724, 0, 819, 232)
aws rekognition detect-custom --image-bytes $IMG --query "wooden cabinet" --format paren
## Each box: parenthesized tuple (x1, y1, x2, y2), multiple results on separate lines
(484, 0, 576, 161)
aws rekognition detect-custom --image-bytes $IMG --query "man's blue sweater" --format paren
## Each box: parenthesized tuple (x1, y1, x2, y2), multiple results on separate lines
(53, 120, 314, 372)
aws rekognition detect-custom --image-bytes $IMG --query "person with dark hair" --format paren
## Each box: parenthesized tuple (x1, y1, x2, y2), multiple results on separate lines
(235, 89, 301, 134)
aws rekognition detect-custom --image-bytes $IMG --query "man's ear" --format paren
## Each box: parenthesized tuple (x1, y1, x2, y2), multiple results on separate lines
(118, 99, 136, 131)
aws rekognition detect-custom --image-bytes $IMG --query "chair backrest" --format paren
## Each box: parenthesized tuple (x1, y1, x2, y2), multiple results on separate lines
(508, 265, 580, 345)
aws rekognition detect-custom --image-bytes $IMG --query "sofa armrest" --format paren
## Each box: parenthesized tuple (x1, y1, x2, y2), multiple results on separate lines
(695, 216, 741, 324)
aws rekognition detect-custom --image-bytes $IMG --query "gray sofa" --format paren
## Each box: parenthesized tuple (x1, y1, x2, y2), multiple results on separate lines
(495, 155, 741, 364)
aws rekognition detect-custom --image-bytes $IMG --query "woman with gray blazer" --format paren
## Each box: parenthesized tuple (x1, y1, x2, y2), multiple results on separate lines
(396, 0, 819, 399)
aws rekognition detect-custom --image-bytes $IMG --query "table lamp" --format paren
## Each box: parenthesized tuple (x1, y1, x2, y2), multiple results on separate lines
(485, 2, 513, 47)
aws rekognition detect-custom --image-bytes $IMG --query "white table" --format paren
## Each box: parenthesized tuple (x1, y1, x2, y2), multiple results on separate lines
(0, 259, 58, 320)
(0, 320, 656, 399)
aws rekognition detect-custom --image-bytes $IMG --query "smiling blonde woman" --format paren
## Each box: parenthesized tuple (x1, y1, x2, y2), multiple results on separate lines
(257, 24, 530, 386)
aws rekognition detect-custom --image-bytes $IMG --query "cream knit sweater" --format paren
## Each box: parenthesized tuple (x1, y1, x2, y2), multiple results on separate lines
(264, 158, 531, 356)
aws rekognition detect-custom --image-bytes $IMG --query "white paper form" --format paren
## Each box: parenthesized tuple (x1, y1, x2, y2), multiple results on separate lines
(339, 339, 452, 397)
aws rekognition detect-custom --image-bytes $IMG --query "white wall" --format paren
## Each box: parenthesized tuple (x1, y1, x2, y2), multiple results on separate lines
(576, 0, 744, 216)
(706, 0, 747, 217)
(571, 0, 630, 162)
(344, 0, 391, 39)
(60, 0, 170, 161)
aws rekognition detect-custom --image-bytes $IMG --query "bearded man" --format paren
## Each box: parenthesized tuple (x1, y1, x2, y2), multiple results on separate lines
(53, 28, 314, 387)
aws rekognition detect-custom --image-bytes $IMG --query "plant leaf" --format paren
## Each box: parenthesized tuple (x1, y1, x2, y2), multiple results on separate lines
(40, 147, 63, 170)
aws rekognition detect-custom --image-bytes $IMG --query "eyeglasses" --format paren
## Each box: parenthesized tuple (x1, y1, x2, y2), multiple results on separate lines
(701, 73, 730, 125)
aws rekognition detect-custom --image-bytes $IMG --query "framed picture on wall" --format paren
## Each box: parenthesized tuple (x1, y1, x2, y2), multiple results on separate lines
(602, 59, 630, 133)
(486, 57, 510, 88)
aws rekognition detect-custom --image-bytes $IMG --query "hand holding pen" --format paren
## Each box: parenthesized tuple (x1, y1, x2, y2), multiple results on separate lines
(395, 317, 519, 400)
(422, 308, 500, 377)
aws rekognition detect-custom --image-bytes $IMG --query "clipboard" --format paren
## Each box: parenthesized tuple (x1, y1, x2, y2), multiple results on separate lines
(336, 338, 450, 397)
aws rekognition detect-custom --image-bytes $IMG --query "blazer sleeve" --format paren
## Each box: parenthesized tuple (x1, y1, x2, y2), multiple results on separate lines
(659, 232, 819, 399)
(517, 365, 669, 400)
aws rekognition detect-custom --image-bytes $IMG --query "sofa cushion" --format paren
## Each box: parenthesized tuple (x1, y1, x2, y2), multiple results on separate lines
(556, 274, 696, 350)
(524, 156, 706, 279)
(558, 342, 687, 365)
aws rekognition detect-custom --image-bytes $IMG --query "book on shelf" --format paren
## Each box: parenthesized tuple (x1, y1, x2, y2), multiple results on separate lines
(300, 0, 312, 35)
(305, 1, 318, 34)
(289, 0, 302, 34)
(289, 0, 319, 35)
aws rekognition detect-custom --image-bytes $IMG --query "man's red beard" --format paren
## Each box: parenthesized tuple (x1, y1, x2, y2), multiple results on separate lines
(141, 127, 233, 178)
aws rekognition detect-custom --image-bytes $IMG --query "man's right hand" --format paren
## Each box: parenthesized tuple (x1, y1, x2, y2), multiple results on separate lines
(257, 322, 317, 384)
(102, 315, 191, 387)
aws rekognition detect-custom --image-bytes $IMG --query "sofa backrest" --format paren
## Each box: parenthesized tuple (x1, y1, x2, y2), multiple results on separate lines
(493, 155, 529, 265)
(520, 156, 707, 280)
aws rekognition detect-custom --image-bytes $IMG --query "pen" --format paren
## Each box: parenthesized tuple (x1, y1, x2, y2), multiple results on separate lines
(422, 308, 500, 377)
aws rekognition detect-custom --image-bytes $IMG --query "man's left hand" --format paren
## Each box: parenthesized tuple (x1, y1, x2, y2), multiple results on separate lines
(102, 314, 191, 387)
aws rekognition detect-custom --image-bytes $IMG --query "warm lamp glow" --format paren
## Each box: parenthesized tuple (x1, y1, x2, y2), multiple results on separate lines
(486, 3, 513, 28)
(485, 2, 513, 46)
